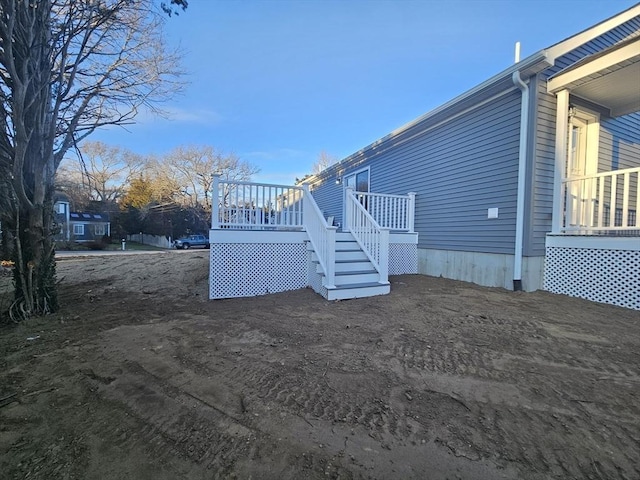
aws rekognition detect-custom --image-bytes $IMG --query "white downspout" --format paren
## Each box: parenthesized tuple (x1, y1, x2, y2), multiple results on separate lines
(512, 71, 529, 292)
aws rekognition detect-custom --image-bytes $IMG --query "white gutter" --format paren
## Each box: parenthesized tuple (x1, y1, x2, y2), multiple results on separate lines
(511, 71, 530, 291)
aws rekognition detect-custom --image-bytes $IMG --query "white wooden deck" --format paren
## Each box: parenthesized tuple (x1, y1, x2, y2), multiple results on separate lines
(209, 177, 417, 301)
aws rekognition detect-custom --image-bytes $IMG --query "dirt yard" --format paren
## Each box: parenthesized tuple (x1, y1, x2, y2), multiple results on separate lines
(1, 251, 639, 479)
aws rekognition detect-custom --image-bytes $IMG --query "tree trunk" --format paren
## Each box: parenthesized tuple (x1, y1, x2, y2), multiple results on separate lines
(10, 133, 58, 318)
(11, 197, 58, 318)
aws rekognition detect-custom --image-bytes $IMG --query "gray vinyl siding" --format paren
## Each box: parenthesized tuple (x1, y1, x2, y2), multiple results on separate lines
(530, 78, 556, 256)
(309, 176, 343, 225)
(600, 113, 640, 219)
(313, 88, 523, 255)
(599, 113, 640, 171)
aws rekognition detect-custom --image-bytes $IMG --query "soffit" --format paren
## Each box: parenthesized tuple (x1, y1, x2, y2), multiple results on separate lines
(548, 37, 640, 117)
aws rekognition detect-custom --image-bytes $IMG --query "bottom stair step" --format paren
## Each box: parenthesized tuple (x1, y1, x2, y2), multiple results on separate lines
(325, 282, 390, 301)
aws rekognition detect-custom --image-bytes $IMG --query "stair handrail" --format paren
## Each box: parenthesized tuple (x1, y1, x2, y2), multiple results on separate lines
(345, 187, 389, 284)
(302, 185, 337, 288)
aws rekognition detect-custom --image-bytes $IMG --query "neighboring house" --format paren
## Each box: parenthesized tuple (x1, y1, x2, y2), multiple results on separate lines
(54, 198, 111, 243)
(210, 5, 640, 310)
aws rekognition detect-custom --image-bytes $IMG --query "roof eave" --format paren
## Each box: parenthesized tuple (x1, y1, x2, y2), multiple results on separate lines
(545, 3, 640, 64)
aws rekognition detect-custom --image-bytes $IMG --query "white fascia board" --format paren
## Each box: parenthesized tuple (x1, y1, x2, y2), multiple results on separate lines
(548, 37, 640, 93)
(545, 4, 640, 63)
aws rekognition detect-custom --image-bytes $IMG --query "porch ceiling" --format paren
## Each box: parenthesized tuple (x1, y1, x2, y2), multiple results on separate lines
(547, 36, 640, 117)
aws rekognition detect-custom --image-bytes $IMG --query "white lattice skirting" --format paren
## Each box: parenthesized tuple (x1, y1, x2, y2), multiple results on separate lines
(210, 243, 307, 299)
(210, 231, 419, 300)
(389, 243, 418, 275)
(307, 250, 329, 299)
(544, 246, 640, 310)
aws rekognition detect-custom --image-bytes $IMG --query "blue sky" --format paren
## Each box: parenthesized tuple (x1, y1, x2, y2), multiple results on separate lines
(91, 0, 637, 184)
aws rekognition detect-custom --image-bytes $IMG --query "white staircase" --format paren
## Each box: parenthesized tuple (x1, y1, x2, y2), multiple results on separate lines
(308, 232, 390, 300)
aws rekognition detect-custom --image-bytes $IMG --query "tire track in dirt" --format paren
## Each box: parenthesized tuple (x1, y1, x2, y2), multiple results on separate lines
(480, 402, 640, 479)
(79, 360, 261, 477)
(167, 326, 419, 445)
(399, 384, 640, 480)
(81, 357, 366, 479)
(390, 343, 502, 380)
(226, 359, 407, 440)
(368, 320, 640, 480)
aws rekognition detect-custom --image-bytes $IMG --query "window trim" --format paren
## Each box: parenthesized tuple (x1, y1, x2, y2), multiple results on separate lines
(344, 166, 370, 192)
(567, 106, 600, 178)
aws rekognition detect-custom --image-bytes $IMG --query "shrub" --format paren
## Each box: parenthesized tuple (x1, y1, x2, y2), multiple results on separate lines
(86, 241, 107, 251)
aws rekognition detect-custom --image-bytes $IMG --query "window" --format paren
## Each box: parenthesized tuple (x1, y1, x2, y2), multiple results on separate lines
(355, 170, 369, 192)
(345, 168, 370, 192)
(73, 224, 84, 236)
(94, 224, 105, 236)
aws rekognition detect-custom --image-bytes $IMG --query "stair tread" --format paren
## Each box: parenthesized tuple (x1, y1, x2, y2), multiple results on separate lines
(335, 270, 377, 276)
(335, 259, 370, 264)
(331, 281, 389, 289)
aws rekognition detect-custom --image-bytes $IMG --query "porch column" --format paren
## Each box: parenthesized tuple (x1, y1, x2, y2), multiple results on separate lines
(552, 89, 570, 233)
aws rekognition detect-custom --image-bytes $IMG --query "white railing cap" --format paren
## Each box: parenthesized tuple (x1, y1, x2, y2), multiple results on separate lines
(562, 166, 640, 182)
(218, 179, 304, 190)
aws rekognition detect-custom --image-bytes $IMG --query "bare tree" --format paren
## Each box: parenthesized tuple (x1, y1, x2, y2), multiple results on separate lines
(312, 150, 339, 174)
(166, 145, 260, 210)
(57, 141, 142, 207)
(0, 0, 183, 318)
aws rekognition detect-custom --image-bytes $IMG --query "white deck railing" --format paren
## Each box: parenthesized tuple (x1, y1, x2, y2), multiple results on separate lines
(345, 187, 389, 283)
(355, 191, 416, 232)
(212, 175, 304, 229)
(302, 185, 337, 288)
(562, 167, 639, 233)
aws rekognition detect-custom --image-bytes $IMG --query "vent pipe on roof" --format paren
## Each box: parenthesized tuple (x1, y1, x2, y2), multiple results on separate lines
(515, 41, 521, 63)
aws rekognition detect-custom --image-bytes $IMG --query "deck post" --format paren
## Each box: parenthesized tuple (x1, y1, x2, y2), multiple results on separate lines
(325, 227, 336, 289)
(211, 174, 220, 229)
(379, 227, 390, 283)
(407, 192, 416, 233)
(344, 186, 354, 231)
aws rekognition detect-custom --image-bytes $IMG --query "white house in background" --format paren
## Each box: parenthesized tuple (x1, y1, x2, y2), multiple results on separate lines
(209, 5, 640, 310)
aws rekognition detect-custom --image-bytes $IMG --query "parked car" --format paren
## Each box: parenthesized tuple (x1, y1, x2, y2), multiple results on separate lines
(173, 234, 210, 249)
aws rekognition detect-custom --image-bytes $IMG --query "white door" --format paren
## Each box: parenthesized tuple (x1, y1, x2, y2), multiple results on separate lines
(567, 110, 599, 227)
(342, 168, 370, 230)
